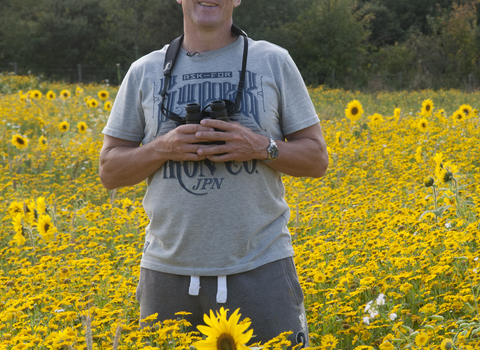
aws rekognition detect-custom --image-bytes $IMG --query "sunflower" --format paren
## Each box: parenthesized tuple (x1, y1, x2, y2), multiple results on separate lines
(58, 121, 70, 132)
(345, 100, 364, 122)
(433, 152, 443, 168)
(11, 134, 28, 149)
(98, 90, 109, 100)
(421, 99, 434, 117)
(314, 271, 327, 283)
(438, 168, 453, 183)
(415, 146, 422, 163)
(88, 98, 99, 108)
(60, 90, 71, 99)
(378, 342, 394, 350)
(46, 91, 56, 100)
(37, 215, 57, 242)
(415, 332, 429, 347)
(440, 338, 454, 350)
(320, 334, 338, 350)
(75, 86, 84, 96)
(452, 110, 465, 124)
(8, 201, 24, 215)
(458, 104, 472, 118)
(393, 108, 401, 119)
(29, 90, 43, 99)
(369, 113, 384, 125)
(38, 135, 48, 149)
(437, 160, 458, 183)
(104, 101, 112, 111)
(77, 122, 88, 134)
(13, 229, 26, 247)
(12, 212, 23, 234)
(195, 308, 253, 350)
(417, 118, 428, 132)
(36, 197, 46, 216)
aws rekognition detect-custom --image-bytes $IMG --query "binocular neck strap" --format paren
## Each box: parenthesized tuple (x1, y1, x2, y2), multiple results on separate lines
(161, 25, 249, 123)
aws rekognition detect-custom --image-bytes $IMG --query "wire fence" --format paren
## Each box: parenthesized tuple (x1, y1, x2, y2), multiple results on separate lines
(1, 62, 479, 91)
(0, 63, 125, 86)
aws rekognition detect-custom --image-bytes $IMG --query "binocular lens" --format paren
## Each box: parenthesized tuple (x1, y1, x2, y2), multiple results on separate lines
(185, 103, 203, 124)
(185, 103, 201, 114)
(210, 100, 226, 111)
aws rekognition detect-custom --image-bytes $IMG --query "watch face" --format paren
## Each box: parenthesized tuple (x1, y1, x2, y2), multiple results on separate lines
(268, 140, 279, 160)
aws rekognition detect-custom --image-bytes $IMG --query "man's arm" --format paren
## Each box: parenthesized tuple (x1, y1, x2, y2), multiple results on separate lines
(99, 124, 215, 190)
(195, 119, 329, 178)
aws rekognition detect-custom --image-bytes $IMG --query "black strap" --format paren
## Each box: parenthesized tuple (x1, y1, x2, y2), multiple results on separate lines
(161, 24, 248, 124)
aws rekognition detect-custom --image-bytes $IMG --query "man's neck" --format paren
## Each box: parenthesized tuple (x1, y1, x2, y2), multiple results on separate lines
(182, 22, 238, 53)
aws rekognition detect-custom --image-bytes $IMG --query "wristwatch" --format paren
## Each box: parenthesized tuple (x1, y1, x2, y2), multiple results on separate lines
(263, 138, 279, 163)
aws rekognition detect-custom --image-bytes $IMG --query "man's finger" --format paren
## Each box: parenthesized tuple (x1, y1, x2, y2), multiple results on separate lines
(199, 119, 234, 130)
(195, 130, 232, 141)
(178, 124, 215, 134)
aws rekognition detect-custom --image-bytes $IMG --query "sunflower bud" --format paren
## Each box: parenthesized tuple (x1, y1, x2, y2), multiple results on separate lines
(442, 170, 454, 183)
(424, 176, 434, 187)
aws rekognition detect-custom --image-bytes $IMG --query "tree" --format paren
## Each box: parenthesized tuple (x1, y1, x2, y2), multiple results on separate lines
(280, 0, 371, 85)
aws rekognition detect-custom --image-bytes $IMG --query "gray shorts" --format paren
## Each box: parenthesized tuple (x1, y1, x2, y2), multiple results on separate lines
(136, 257, 309, 347)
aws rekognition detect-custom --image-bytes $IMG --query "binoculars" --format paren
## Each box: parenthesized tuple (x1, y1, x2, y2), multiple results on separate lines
(185, 100, 229, 124)
(185, 100, 230, 145)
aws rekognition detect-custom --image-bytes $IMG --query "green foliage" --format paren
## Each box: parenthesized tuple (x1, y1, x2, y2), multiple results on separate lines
(1, 0, 480, 89)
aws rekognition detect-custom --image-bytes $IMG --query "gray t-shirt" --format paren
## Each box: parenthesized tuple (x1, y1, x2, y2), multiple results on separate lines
(103, 36, 319, 276)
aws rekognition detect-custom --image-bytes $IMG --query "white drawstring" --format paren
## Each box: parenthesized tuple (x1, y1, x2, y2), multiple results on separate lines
(189, 276, 200, 296)
(216, 276, 227, 303)
(188, 276, 228, 303)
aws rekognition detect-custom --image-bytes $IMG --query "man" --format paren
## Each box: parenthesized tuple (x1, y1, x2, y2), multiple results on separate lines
(99, 0, 328, 347)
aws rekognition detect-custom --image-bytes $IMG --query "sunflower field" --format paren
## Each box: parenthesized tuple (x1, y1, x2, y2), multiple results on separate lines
(1, 74, 479, 350)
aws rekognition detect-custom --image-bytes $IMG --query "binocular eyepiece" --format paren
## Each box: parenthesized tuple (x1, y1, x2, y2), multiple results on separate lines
(185, 100, 229, 124)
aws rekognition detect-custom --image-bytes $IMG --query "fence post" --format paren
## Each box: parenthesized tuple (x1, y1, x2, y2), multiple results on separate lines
(77, 64, 82, 83)
(117, 63, 122, 85)
(9, 62, 18, 74)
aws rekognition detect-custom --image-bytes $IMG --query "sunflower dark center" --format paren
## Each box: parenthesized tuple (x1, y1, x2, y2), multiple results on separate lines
(351, 107, 358, 115)
(17, 138, 24, 145)
(217, 334, 236, 350)
(44, 223, 50, 232)
(426, 105, 431, 111)
(421, 122, 426, 128)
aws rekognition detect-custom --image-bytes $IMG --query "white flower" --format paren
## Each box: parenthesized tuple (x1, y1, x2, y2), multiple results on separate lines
(473, 268, 478, 274)
(389, 313, 397, 321)
(363, 316, 370, 325)
(369, 310, 379, 318)
(376, 293, 385, 306)
(364, 300, 373, 313)
(445, 222, 452, 228)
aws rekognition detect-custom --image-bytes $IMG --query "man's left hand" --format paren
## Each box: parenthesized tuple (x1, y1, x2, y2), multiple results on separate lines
(195, 119, 269, 162)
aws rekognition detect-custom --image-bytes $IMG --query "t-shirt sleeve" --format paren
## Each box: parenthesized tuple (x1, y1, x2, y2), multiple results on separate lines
(102, 64, 146, 142)
(278, 54, 320, 136)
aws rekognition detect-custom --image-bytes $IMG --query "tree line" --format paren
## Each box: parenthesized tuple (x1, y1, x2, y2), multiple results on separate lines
(1, 0, 479, 90)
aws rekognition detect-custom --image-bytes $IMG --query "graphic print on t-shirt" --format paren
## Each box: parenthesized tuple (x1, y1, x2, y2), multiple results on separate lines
(152, 69, 267, 196)
(153, 69, 265, 135)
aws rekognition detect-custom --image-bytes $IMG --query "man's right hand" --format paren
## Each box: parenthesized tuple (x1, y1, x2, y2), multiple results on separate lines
(151, 124, 215, 162)
(99, 124, 214, 190)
